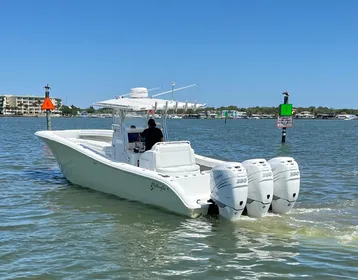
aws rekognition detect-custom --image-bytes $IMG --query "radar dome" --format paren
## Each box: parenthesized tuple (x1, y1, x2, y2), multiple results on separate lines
(129, 87, 148, 98)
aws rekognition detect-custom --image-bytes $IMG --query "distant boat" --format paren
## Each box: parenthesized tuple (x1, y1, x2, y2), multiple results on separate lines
(336, 114, 357, 120)
(344, 115, 357, 120)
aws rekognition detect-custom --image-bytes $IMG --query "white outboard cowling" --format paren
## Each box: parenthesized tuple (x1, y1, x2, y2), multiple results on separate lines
(242, 159, 274, 218)
(268, 157, 300, 214)
(210, 162, 248, 221)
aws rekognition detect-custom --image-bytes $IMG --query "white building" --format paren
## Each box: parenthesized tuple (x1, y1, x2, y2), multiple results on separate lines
(0, 95, 62, 115)
(234, 111, 249, 119)
(221, 110, 248, 119)
(295, 111, 315, 119)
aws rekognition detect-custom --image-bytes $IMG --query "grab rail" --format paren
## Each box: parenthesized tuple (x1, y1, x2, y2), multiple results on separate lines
(154, 140, 191, 146)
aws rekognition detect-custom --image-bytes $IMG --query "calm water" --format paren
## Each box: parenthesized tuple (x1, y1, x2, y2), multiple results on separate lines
(0, 117, 357, 279)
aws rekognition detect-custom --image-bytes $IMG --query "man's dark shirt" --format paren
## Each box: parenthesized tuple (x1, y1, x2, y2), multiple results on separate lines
(141, 127, 163, 151)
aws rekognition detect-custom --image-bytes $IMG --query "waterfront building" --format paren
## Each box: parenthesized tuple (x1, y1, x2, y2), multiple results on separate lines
(261, 114, 275, 119)
(250, 114, 262, 119)
(221, 110, 248, 119)
(294, 111, 315, 119)
(0, 95, 62, 115)
(234, 111, 249, 119)
(205, 110, 219, 119)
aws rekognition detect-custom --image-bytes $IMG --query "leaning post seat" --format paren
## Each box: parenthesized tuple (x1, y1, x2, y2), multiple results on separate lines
(139, 141, 200, 176)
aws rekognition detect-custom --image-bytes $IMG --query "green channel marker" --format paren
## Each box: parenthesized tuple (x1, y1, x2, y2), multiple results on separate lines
(279, 103, 293, 116)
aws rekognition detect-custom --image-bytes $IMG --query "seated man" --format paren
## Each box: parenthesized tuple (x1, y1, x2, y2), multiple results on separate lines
(140, 119, 164, 151)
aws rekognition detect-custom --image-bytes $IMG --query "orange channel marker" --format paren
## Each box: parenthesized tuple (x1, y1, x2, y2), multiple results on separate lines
(41, 97, 55, 110)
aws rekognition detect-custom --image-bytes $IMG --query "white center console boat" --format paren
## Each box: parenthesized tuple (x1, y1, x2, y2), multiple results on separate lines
(35, 86, 300, 221)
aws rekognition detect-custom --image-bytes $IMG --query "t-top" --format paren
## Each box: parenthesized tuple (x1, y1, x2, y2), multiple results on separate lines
(141, 127, 163, 151)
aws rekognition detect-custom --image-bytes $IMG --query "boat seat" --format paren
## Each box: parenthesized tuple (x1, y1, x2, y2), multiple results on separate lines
(139, 142, 200, 175)
(156, 165, 200, 175)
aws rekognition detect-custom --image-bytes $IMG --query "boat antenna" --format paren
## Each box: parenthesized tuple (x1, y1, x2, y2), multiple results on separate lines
(148, 87, 163, 92)
(171, 82, 175, 101)
(151, 84, 198, 98)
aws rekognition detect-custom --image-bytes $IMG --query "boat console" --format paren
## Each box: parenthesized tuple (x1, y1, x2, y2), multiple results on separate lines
(126, 128, 145, 152)
(111, 125, 144, 163)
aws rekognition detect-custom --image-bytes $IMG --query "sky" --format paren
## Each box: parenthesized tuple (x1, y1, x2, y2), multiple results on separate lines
(0, 0, 357, 109)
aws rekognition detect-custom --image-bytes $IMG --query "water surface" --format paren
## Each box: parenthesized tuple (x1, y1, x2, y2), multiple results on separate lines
(0, 117, 357, 279)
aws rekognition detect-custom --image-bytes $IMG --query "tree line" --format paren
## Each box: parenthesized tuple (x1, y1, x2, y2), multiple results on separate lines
(59, 105, 358, 116)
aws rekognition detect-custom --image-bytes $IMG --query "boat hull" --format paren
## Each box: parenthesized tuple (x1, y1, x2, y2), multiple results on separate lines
(40, 136, 207, 218)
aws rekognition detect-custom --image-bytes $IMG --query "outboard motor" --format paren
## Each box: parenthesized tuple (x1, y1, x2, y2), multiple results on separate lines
(242, 159, 274, 218)
(210, 162, 248, 221)
(268, 157, 300, 214)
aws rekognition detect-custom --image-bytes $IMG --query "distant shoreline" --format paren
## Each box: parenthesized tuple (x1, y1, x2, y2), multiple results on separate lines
(1, 114, 357, 120)
(0, 115, 62, 118)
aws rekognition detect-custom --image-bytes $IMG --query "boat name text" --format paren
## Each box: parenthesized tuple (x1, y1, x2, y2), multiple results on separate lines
(150, 182, 169, 191)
